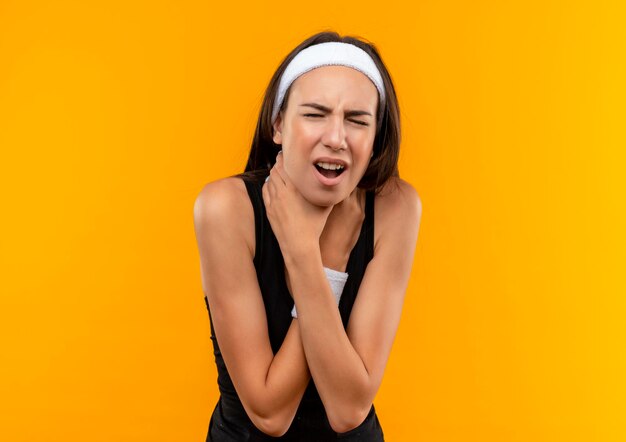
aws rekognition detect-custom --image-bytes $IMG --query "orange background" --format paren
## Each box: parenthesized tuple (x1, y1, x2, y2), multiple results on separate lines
(1, 1, 625, 441)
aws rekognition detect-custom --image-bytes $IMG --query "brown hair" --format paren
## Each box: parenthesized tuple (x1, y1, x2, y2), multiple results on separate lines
(234, 31, 401, 195)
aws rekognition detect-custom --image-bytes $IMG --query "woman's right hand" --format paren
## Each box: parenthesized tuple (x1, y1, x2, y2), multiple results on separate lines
(262, 151, 334, 260)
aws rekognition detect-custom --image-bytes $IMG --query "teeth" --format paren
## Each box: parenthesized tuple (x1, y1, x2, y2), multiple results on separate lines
(316, 162, 345, 171)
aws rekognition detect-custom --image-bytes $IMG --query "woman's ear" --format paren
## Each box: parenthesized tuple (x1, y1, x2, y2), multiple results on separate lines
(272, 114, 283, 145)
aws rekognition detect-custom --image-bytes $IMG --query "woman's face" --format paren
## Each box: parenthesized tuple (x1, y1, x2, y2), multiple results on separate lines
(272, 65, 378, 207)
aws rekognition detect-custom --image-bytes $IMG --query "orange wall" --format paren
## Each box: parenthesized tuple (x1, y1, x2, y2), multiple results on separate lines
(1, 1, 624, 441)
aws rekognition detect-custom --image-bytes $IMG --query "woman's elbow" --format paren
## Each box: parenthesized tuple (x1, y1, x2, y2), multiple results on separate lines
(328, 405, 370, 434)
(250, 412, 292, 437)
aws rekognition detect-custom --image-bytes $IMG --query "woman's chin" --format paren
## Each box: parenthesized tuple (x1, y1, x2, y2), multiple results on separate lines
(302, 190, 342, 208)
(296, 178, 355, 207)
(308, 196, 336, 208)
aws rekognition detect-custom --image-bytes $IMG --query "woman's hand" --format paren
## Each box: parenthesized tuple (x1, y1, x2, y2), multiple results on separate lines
(262, 151, 334, 261)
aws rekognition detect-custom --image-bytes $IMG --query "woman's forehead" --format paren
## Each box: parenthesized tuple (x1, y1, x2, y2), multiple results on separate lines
(290, 65, 378, 106)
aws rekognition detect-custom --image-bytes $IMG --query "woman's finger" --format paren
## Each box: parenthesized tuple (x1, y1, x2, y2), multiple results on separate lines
(266, 168, 277, 199)
(262, 177, 270, 206)
(272, 156, 287, 187)
(274, 153, 291, 189)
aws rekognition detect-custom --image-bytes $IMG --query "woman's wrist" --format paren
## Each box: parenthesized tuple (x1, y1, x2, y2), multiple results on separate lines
(283, 240, 321, 269)
(291, 266, 349, 318)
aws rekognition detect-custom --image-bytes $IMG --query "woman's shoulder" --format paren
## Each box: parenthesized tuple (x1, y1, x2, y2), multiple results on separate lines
(372, 177, 423, 246)
(374, 176, 422, 215)
(193, 176, 256, 259)
(195, 176, 250, 207)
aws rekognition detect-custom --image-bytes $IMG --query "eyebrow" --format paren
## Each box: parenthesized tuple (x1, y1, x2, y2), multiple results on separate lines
(299, 102, 373, 118)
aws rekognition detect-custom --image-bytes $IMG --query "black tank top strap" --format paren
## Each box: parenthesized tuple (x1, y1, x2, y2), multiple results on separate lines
(337, 187, 375, 328)
(242, 177, 265, 268)
(364, 189, 375, 261)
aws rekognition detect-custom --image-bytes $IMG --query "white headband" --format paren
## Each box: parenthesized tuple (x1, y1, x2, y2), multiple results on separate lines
(271, 42, 386, 123)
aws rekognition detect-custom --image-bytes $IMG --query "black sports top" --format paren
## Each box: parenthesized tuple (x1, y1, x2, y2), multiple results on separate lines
(204, 175, 384, 441)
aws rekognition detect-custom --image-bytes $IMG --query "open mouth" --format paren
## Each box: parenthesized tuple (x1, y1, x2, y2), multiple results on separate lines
(314, 164, 346, 179)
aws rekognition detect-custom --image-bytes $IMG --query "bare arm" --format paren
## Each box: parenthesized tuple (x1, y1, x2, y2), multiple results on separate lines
(284, 180, 422, 433)
(193, 178, 312, 437)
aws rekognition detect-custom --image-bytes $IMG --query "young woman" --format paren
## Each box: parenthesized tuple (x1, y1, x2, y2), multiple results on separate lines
(193, 31, 422, 441)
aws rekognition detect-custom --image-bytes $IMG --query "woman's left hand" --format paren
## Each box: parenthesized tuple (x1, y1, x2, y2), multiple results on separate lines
(262, 151, 334, 261)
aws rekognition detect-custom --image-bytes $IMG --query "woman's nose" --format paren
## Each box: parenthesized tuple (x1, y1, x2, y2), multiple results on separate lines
(322, 116, 347, 151)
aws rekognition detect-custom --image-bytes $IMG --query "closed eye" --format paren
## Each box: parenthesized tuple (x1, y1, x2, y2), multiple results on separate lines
(350, 120, 369, 126)
(303, 114, 369, 126)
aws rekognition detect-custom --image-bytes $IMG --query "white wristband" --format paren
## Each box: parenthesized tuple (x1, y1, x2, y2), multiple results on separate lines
(291, 267, 349, 318)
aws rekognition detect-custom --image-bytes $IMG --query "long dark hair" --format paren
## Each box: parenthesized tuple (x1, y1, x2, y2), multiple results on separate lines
(234, 31, 401, 195)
